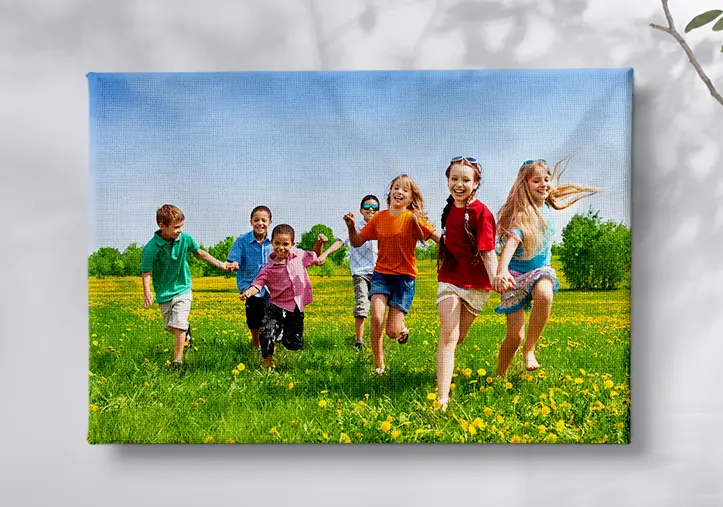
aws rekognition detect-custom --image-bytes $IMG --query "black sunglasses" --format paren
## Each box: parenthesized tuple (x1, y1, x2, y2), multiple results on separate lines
(362, 203, 379, 211)
(523, 159, 547, 166)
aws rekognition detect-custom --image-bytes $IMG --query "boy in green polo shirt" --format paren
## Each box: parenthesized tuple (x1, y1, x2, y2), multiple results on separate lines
(141, 204, 238, 368)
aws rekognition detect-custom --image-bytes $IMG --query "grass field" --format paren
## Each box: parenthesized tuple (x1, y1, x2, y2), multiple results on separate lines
(88, 259, 630, 444)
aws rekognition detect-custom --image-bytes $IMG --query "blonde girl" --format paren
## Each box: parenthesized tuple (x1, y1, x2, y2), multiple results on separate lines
(494, 158, 600, 376)
(344, 174, 435, 375)
(434, 156, 498, 411)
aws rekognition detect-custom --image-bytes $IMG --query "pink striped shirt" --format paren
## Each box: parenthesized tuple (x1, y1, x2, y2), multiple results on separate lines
(251, 248, 317, 312)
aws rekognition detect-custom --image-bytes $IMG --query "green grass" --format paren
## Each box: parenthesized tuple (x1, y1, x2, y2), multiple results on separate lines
(88, 260, 630, 444)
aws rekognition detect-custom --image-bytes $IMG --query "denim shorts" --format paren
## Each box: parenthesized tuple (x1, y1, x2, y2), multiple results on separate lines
(370, 272, 416, 314)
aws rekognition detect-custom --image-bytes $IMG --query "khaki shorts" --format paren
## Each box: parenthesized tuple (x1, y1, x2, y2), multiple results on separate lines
(352, 274, 372, 318)
(159, 292, 193, 332)
(435, 282, 490, 316)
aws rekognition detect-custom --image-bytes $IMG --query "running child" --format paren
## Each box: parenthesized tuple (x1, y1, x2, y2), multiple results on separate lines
(227, 205, 273, 350)
(239, 224, 339, 369)
(493, 159, 601, 376)
(141, 204, 238, 368)
(434, 156, 501, 411)
(344, 175, 435, 375)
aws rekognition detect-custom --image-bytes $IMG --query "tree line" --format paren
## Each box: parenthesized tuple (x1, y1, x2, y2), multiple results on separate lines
(89, 212, 630, 290)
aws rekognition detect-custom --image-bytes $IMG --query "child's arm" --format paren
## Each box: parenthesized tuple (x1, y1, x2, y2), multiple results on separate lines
(480, 250, 500, 292)
(141, 272, 153, 308)
(195, 249, 237, 272)
(315, 238, 344, 266)
(411, 211, 436, 242)
(493, 236, 520, 293)
(343, 213, 366, 247)
(313, 233, 328, 257)
(240, 285, 261, 301)
(428, 230, 442, 244)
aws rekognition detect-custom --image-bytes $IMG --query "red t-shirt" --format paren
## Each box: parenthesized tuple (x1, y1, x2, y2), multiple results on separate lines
(437, 199, 496, 289)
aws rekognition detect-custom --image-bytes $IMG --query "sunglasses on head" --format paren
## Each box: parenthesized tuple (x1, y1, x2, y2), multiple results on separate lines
(451, 156, 480, 166)
(523, 159, 547, 166)
(362, 203, 379, 211)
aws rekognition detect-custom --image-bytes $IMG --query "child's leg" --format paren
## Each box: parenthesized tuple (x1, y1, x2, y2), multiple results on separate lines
(369, 294, 388, 371)
(172, 327, 186, 362)
(496, 308, 525, 377)
(250, 329, 261, 349)
(280, 308, 304, 351)
(522, 278, 554, 371)
(354, 317, 365, 343)
(436, 297, 462, 408)
(385, 308, 407, 340)
(259, 305, 280, 367)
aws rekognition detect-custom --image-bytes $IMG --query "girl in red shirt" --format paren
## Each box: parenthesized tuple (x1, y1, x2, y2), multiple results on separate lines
(434, 157, 501, 410)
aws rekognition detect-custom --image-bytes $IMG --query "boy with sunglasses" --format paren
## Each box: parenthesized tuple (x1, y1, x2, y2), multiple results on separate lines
(332, 195, 380, 348)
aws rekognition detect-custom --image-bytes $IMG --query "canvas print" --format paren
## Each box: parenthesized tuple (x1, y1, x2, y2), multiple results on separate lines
(88, 69, 631, 444)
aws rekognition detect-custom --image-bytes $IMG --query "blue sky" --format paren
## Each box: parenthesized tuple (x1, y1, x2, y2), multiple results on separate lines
(88, 69, 632, 253)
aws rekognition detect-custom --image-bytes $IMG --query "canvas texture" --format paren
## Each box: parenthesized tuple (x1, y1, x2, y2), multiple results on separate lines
(88, 69, 632, 444)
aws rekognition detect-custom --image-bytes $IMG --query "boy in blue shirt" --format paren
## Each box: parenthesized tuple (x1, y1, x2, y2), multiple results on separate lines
(141, 204, 237, 368)
(227, 206, 273, 350)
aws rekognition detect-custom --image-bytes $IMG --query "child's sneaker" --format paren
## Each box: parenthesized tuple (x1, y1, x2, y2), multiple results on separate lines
(354, 339, 364, 349)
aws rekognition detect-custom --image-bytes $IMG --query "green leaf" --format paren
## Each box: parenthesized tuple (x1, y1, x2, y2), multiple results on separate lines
(713, 17, 723, 31)
(685, 10, 723, 33)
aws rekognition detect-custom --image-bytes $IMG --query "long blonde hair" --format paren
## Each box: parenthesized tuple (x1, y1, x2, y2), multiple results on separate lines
(387, 174, 427, 217)
(497, 158, 601, 259)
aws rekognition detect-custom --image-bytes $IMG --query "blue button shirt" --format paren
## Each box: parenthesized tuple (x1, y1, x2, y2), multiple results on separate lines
(227, 231, 273, 296)
(508, 204, 555, 274)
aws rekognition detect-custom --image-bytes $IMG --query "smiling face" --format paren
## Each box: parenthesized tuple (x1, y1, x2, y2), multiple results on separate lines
(526, 167, 552, 206)
(360, 198, 379, 222)
(447, 163, 479, 206)
(159, 219, 184, 241)
(271, 232, 294, 262)
(250, 210, 271, 241)
(388, 180, 412, 210)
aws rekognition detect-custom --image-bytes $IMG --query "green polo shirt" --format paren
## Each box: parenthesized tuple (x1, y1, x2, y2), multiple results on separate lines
(141, 231, 200, 303)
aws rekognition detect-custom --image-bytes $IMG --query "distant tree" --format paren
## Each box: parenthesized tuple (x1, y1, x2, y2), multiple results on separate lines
(415, 242, 439, 261)
(120, 243, 143, 276)
(299, 224, 347, 264)
(88, 247, 123, 277)
(558, 209, 631, 290)
(187, 242, 206, 277)
(205, 236, 236, 277)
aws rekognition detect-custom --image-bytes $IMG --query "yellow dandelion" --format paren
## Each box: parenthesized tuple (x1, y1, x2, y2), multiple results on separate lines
(318, 399, 327, 408)
(505, 382, 513, 389)
(610, 391, 619, 397)
(486, 377, 494, 384)
(226, 438, 236, 444)
(556, 420, 565, 431)
(461, 368, 472, 378)
(540, 406, 551, 416)
(92, 340, 99, 347)
(426, 392, 437, 400)
(322, 433, 329, 440)
(380, 421, 391, 432)
(545, 433, 558, 443)
(231, 369, 240, 376)
(89, 404, 99, 412)
(477, 368, 487, 376)
(391, 430, 401, 439)
(144, 382, 150, 387)
(511, 435, 522, 443)
(290, 419, 297, 425)
(450, 383, 456, 389)
(468, 425, 477, 436)
(203, 436, 215, 444)
(432, 400, 442, 409)
(88, 371, 94, 377)
(512, 395, 520, 405)
(269, 426, 277, 434)
(579, 368, 586, 375)
(320, 390, 328, 394)
(574, 378, 584, 384)
(288, 383, 294, 390)
(496, 415, 505, 424)
(538, 425, 547, 434)
(165, 360, 171, 366)
(593, 384, 600, 392)
(422, 340, 429, 346)
(236, 363, 246, 371)
(91, 334, 97, 338)
(340, 433, 352, 443)
(483, 407, 493, 416)
(604, 380, 614, 389)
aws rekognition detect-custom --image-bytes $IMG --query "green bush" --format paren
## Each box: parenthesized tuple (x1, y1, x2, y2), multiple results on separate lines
(558, 210, 630, 290)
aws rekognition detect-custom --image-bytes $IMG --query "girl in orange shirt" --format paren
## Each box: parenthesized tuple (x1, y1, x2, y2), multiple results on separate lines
(344, 174, 435, 375)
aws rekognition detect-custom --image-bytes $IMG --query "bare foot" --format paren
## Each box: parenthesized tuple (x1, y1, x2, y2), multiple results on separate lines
(524, 350, 540, 371)
(372, 367, 386, 376)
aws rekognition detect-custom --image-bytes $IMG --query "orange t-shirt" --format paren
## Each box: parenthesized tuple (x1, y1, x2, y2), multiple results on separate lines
(359, 209, 435, 278)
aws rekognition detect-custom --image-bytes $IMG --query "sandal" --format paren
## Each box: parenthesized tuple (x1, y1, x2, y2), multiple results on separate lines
(398, 329, 409, 345)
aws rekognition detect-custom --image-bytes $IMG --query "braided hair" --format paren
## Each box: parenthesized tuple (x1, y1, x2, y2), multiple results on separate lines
(437, 160, 484, 271)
